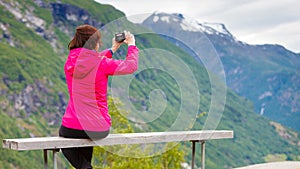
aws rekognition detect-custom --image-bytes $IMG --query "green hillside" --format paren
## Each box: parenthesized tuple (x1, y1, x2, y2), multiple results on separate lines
(0, 0, 299, 168)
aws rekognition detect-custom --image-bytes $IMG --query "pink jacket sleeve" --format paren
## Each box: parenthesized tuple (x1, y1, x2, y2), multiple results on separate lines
(98, 49, 113, 58)
(100, 46, 139, 75)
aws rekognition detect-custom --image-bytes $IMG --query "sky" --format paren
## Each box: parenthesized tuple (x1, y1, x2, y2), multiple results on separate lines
(95, 0, 300, 53)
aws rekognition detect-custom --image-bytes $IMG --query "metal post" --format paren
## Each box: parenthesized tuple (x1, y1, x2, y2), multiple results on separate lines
(201, 141, 206, 169)
(53, 149, 59, 169)
(43, 149, 48, 169)
(191, 141, 196, 169)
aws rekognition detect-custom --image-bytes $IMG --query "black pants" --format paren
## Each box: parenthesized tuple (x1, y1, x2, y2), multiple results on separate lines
(59, 125, 109, 169)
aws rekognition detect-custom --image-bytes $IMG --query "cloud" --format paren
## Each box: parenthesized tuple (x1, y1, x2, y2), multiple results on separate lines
(239, 19, 300, 52)
(206, 0, 300, 52)
(213, 0, 300, 29)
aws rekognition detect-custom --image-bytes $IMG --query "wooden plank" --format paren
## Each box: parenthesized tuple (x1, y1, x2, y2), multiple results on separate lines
(2, 130, 233, 151)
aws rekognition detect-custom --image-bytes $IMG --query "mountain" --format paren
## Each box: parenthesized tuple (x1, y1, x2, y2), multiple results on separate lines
(0, 1, 300, 169)
(142, 12, 300, 132)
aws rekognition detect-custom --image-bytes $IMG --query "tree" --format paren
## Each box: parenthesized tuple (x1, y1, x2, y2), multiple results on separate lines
(92, 97, 185, 169)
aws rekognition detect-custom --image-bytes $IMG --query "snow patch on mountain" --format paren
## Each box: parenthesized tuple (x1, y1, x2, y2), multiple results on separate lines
(153, 15, 159, 22)
(203, 22, 229, 35)
(181, 15, 232, 37)
(160, 16, 170, 23)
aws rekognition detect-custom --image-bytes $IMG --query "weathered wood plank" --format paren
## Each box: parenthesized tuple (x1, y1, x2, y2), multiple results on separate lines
(3, 130, 233, 151)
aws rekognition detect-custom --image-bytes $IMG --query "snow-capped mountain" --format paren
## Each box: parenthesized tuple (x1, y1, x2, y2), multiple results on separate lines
(142, 12, 300, 132)
(146, 12, 237, 40)
(152, 12, 232, 36)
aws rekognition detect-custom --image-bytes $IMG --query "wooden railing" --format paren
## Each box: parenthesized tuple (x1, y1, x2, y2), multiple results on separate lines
(3, 130, 234, 169)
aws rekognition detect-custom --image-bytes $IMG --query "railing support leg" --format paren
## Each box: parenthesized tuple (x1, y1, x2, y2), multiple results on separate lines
(191, 141, 196, 169)
(43, 149, 48, 169)
(53, 149, 59, 169)
(191, 140, 206, 169)
(44, 149, 59, 169)
(201, 141, 206, 169)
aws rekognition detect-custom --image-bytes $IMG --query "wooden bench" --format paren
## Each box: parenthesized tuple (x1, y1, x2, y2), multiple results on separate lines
(2, 130, 233, 169)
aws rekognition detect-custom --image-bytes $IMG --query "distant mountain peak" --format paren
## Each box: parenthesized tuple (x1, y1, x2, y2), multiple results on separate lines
(148, 12, 234, 38)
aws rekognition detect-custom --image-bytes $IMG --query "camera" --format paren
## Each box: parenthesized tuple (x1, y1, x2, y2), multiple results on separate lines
(115, 32, 125, 42)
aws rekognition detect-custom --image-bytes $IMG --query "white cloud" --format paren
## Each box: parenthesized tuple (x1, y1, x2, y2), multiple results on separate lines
(239, 19, 300, 51)
(95, 0, 300, 53)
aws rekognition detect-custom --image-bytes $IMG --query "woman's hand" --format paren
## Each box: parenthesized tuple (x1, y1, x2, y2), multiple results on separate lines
(111, 31, 136, 53)
(124, 31, 135, 46)
(111, 37, 122, 53)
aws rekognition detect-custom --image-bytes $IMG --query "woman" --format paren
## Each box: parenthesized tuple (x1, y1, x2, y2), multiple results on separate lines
(59, 24, 138, 169)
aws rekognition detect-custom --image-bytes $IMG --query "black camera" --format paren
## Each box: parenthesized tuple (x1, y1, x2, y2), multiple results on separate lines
(115, 32, 125, 42)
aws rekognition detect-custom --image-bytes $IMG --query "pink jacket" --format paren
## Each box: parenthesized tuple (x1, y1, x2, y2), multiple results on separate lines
(62, 46, 139, 131)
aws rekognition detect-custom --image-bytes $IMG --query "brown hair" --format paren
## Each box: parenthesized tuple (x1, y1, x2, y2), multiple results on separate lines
(68, 24, 101, 50)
